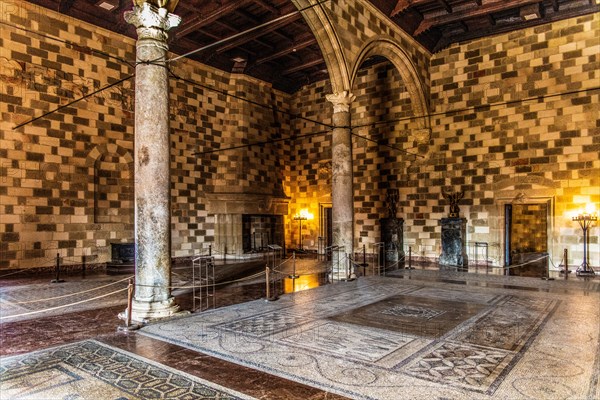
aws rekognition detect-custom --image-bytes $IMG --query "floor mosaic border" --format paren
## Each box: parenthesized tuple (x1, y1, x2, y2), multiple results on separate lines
(141, 276, 599, 400)
(0, 339, 255, 400)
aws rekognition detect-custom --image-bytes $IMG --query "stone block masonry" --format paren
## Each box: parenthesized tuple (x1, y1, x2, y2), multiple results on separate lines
(0, 0, 290, 270)
(0, 0, 598, 272)
(290, 13, 599, 268)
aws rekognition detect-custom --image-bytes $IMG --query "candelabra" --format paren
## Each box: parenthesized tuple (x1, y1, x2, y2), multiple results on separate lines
(293, 214, 308, 251)
(572, 213, 597, 276)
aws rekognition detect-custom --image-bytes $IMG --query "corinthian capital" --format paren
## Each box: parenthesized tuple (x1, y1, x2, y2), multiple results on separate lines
(326, 90, 356, 113)
(125, 2, 181, 40)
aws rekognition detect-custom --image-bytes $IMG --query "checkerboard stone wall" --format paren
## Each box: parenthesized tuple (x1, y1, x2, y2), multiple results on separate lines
(428, 13, 599, 267)
(0, 0, 290, 269)
(290, 13, 599, 267)
(327, 0, 430, 91)
(288, 61, 421, 251)
(1, 0, 598, 271)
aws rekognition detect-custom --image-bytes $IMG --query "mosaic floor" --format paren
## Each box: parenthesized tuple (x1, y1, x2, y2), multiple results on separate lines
(141, 275, 600, 400)
(0, 339, 253, 399)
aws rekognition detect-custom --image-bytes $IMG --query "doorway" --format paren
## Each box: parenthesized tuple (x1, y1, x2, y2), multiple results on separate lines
(504, 202, 549, 276)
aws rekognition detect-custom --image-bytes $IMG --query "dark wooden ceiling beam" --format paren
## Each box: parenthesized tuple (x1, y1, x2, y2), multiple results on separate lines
(551, 0, 559, 11)
(281, 57, 324, 75)
(58, 0, 75, 13)
(436, 0, 452, 13)
(175, 0, 253, 39)
(251, 0, 279, 15)
(253, 36, 317, 65)
(432, 3, 600, 51)
(215, 12, 303, 53)
(391, 0, 433, 17)
(212, 20, 275, 51)
(414, 0, 544, 35)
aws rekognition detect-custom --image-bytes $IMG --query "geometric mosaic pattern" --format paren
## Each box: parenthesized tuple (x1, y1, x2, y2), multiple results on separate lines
(403, 341, 512, 393)
(279, 321, 414, 363)
(141, 276, 593, 400)
(216, 311, 312, 338)
(0, 340, 253, 400)
(381, 305, 446, 320)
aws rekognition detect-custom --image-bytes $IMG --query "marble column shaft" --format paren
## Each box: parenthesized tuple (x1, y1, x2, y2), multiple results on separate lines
(326, 91, 356, 277)
(125, 3, 181, 322)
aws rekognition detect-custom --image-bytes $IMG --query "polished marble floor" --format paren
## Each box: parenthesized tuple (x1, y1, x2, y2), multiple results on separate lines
(1, 265, 599, 399)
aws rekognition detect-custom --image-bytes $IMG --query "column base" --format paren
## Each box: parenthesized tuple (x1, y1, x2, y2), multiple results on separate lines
(118, 297, 189, 325)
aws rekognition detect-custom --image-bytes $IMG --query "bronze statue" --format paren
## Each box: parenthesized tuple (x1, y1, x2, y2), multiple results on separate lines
(442, 190, 464, 218)
(386, 189, 399, 218)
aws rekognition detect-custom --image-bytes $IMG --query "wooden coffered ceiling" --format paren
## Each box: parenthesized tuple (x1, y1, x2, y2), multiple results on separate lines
(24, 0, 599, 93)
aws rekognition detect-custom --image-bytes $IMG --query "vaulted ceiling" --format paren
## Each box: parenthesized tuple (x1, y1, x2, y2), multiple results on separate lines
(24, 0, 600, 93)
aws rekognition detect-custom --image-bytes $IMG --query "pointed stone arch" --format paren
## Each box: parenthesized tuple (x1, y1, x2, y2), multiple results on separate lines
(351, 37, 430, 129)
(291, 0, 351, 93)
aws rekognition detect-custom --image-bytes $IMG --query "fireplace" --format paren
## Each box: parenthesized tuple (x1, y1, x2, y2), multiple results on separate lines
(242, 215, 283, 253)
(106, 242, 135, 274)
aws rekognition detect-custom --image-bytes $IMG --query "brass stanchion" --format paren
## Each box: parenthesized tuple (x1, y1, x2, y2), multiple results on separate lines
(265, 266, 278, 301)
(118, 278, 140, 332)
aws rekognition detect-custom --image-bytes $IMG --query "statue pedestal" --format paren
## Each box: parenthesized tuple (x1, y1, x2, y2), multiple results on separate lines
(380, 218, 405, 269)
(439, 218, 467, 271)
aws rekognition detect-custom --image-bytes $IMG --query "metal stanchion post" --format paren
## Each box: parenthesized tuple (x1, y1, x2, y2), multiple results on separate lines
(408, 246, 413, 270)
(51, 253, 65, 283)
(82, 255, 86, 278)
(564, 248, 568, 280)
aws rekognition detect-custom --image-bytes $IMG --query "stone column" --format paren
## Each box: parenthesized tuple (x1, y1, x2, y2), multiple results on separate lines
(124, 3, 181, 323)
(326, 91, 356, 279)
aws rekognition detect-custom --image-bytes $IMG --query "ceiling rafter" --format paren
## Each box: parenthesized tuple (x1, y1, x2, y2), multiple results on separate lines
(414, 0, 545, 35)
(17, 0, 600, 93)
(391, 0, 433, 17)
(175, 0, 254, 39)
(214, 12, 303, 54)
(436, 0, 452, 14)
(282, 57, 324, 75)
(253, 35, 317, 65)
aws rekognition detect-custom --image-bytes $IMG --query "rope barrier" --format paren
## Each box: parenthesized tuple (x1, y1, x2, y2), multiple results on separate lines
(9, 276, 133, 305)
(0, 269, 29, 278)
(485, 254, 550, 271)
(134, 270, 267, 290)
(0, 287, 128, 321)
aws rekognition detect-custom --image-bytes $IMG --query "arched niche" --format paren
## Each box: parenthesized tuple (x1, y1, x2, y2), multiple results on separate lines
(86, 144, 134, 224)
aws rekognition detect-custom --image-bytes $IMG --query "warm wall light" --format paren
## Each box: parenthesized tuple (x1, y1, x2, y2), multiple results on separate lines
(294, 209, 313, 221)
(293, 209, 313, 251)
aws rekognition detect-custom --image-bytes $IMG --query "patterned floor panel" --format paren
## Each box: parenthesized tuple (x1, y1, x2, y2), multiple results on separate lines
(140, 276, 600, 400)
(0, 339, 255, 399)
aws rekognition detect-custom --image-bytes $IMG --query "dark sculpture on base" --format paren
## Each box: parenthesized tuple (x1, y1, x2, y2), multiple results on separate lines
(439, 190, 467, 270)
(380, 189, 404, 269)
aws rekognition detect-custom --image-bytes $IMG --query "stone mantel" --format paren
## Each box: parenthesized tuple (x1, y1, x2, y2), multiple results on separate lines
(206, 193, 290, 215)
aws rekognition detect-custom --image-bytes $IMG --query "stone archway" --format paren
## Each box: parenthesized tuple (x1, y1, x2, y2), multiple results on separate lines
(352, 37, 430, 128)
(290, 0, 351, 93)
